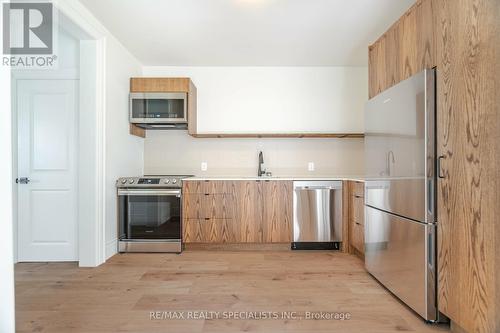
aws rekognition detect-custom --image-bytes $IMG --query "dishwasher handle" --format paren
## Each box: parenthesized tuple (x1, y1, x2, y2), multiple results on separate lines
(295, 186, 341, 190)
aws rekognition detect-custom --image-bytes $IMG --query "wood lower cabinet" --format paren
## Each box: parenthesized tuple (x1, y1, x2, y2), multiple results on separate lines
(262, 181, 293, 243)
(183, 180, 292, 243)
(347, 181, 365, 255)
(236, 180, 264, 242)
(184, 218, 236, 243)
(184, 194, 235, 220)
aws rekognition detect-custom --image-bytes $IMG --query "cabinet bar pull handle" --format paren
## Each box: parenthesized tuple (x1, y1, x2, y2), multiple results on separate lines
(438, 156, 445, 179)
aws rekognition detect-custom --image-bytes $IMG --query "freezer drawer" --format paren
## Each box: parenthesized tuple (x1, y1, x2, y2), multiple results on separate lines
(365, 206, 437, 321)
(293, 181, 342, 243)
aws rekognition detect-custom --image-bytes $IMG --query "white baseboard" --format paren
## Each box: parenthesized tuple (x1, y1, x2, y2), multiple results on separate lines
(105, 239, 117, 260)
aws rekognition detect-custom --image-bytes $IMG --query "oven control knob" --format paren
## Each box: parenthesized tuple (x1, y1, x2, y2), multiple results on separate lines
(164, 179, 170, 184)
(128, 179, 135, 184)
(121, 179, 127, 184)
(172, 179, 178, 184)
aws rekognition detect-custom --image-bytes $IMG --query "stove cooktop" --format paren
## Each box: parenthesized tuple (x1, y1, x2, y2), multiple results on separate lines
(116, 175, 193, 188)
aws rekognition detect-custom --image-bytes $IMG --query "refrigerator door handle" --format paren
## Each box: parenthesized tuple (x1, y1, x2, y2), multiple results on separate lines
(427, 178, 434, 216)
(428, 229, 434, 269)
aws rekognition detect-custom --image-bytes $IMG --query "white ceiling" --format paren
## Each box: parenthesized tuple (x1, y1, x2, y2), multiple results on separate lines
(80, 0, 415, 66)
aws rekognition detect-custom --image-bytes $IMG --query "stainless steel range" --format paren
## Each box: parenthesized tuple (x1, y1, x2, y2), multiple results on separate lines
(116, 175, 191, 253)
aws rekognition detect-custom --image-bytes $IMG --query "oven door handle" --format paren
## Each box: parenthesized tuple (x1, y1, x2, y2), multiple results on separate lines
(118, 189, 181, 196)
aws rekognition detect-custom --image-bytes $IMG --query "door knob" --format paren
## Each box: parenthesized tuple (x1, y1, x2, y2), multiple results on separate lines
(16, 177, 30, 184)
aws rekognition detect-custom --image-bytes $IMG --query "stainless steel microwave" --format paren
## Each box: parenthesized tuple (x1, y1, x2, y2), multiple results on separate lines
(129, 92, 188, 129)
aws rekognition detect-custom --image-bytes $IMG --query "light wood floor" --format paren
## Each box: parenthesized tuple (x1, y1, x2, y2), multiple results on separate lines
(15, 251, 450, 333)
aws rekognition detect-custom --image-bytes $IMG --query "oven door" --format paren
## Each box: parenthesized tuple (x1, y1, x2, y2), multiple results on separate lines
(129, 92, 187, 123)
(118, 189, 182, 241)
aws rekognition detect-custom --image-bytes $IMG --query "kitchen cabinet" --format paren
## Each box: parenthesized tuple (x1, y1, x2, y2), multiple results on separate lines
(129, 77, 197, 137)
(184, 218, 236, 243)
(183, 180, 292, 244)
(235, 180, 264, 242)
(368, 0, 437, 98)
(369, 1, 500, 332)
(183, 180, 236, 243)
(129, 76, 364, 139)
(368, 36, 386, 99)
(347, 181, 364, 255)
(262, 180, 293, 243)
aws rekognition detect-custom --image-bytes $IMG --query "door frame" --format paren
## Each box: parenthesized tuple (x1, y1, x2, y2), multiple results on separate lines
(11, 1, 108, 267)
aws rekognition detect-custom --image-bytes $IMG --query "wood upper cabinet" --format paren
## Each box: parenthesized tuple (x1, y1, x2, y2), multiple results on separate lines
(129, 77, 197, 137)
(130, 77, 191, 92)
(183, 180, 292, 243)
(370, 0, 500, 332)
(415, 0, 436, 70)
(368, 0, 437, 98)
(368, 36, 386, 98)
(384, 26, 400, 88)
(398, 8, 418, 81)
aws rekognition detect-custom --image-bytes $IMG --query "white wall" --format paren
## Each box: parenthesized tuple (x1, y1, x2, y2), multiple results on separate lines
(142, 66, 367, 134)
(104, 37, 143, 259)
(144, 130, 364, 176)
(1, 62, 15, 333)
(142, 66, 366, 176)
(55, 0, 145, 261)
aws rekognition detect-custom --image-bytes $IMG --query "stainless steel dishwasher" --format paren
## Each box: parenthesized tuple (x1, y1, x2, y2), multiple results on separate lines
(292, 181, 342, 250)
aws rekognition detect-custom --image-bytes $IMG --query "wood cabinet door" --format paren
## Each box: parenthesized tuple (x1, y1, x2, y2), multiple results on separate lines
(349, 181, 365, 254)
(368, 38, 387, 98)
(262, 181, 293, 243)
(184, 193, 235, 219)
(130, 77, 190, 93)
(398, 7, 417, 81)
(352, 196, 364, 227)
(351, 221, 364, 254)
(184, 219, 215, 243)
(184, 218, 235, 243)
(184, 180, 234, 194)
(384, 26, 401, 88)
(436, 0, 499, 331)
(415, 0, 436, 70)
(236, 181, 264, 243)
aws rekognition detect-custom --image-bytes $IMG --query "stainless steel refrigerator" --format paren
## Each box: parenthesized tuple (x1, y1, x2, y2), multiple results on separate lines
(364, 68, 438, 322)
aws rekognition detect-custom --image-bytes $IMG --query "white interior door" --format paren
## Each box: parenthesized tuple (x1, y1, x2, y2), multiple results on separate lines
(17, 79, 79, 262)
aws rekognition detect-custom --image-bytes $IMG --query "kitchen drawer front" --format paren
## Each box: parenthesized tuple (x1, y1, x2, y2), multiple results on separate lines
(352, 196, 365, 226)
(351, 221, 364, 253)
(352, 181, 365, 198)
(184, 194, 235, 219)
(183, 180, 234, 194)
(183, 218, 236, 243)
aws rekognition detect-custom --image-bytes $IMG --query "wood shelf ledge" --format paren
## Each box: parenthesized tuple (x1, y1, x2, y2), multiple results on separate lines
(190, 133, 365, 139)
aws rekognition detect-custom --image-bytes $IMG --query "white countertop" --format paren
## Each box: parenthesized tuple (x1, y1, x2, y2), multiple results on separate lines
(184, 176, 365, 182)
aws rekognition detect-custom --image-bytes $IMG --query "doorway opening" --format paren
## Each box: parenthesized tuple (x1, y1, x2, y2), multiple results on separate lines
(12, 8, 106, 267)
